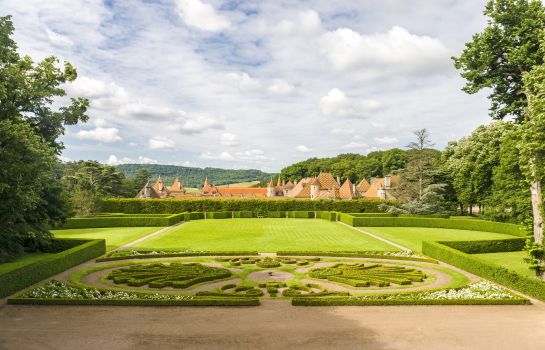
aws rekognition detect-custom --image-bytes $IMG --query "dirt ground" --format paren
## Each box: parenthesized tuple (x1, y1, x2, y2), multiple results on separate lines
(1, 300, 545, 350)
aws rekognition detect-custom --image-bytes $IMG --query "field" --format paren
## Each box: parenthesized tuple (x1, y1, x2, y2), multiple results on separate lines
(52, 227, 162, 251)
(133, 219, 399, 252)
(360, 227, 514, 253)
(473, 251, 533, 278)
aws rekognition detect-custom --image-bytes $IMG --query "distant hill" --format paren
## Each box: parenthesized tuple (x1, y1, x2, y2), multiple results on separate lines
(115, 164, 275, 188)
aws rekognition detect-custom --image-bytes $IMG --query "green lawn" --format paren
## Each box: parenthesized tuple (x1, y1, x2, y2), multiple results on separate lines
(473, 251, 535, 278)
(133, 219, 399, 252)
(360, 227, 516, 253)
(52, 227, 162, 251)
(0, 252, 54, 275)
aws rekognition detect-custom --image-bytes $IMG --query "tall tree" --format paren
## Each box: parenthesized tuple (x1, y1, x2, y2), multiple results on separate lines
(453, 0, 545, 242)
(0, 16, 88, 260)
(406, 129, 434, 199)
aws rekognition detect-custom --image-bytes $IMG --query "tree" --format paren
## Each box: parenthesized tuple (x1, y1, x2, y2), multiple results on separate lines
(453, 0, 545, 243)
(453, 0, 545, 122)
(404, 129, 436, 200)
(0, 16, 88, 260)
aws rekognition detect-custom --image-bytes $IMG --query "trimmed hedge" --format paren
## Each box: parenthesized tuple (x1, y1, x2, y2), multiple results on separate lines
(422, 240, 545, 301)
(190, 212, 205, 220)
(97, 251, 260, 262)
(276, 251, 437, 263)
(59, 213, 186, 229)
(442, 238, 526, 254)
(349, 213, 397, 217)
(267, 211, 286, 218)
(7, 297, 259, 306)
(291, 296, 528, 306)
(233, 211, 254, 218)
(100, 198, 395, 214)
(287, 211, 315, 219)
(319, 211, 337, 221)
(0, 238, 106, 298)
(206, 211, 232, 219)
(348, 216, 524, 236)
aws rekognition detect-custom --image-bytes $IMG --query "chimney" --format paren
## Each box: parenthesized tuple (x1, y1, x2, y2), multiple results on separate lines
(384, 175, 391, 188)
(352, 184, 356, 194)
(336, 176, 341, 185)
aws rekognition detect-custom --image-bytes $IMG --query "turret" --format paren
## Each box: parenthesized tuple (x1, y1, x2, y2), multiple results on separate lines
(310, 178, 320, 199)
(267, 178, 275, 197)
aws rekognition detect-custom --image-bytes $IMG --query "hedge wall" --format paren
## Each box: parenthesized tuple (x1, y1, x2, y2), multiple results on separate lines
(441, 238, 526, 254)
(233, 211, 253, 218)
(0, 239, 106, 298)
(100, 198, 394, 213)
(276, 251, 437, 263)
(287, 211, 315, 219)
(349, 217, 524, 236)
(59, 213, 186, 229)
(267, 211, 286, 218)
(422, 240, 545, 301)
(206, 211, 232, 219)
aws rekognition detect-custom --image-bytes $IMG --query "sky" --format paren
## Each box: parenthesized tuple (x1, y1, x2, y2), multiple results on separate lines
(1, 0, 494, 172)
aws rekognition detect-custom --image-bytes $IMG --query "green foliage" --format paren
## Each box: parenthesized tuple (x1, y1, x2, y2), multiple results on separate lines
(0, 239, 105, 298)
(381, 184, 453, 215)
(292, 296, 527, 306)
(276, 251, 436, 263)
(59, 213, 185, 228)
(0, 16, 88, 261)
(281, 283, 349, 297)
(279, 150, 407, 183)
(287, 211, 315, 219)
(99, 198, 394, 214)
(233, 211, 253, 218)
(453, 0, 545, 122)
(98, 250, 259, 262)
(422, 240, 545, 301)
(309, 263, 426, 287)
(108, 262, 231, 289)
(115, 164, 273, 188)
(256, 257, 281, 268)
(206, 211, 232, 219)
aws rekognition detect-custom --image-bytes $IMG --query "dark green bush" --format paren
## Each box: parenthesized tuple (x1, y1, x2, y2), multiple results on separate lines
(267, 211, 286, 218)
(0, 239, 106, 298)
(233, 211, 253, 218)
(422, 240, 545, 301)
(59, 213, 186, 228)
(8, 297, 260, 306)
(100, 198, 395, 214)
(189, 212, 205, 220)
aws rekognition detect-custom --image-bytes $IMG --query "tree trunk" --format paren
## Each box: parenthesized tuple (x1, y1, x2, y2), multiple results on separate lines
(530, 180, 544, 244)
(469, 204, 473, 216)
(459, 203, 464, 215)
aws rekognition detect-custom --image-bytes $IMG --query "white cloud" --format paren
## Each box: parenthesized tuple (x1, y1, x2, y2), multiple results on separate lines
(119, 104, 182, 121)
(341, 141, 368, 149)
(200, 151, 235, 161)
(58, 155, 72, 163)
(66, 76, 129, 111)
(331, 128, 356, 136)
(45, 28, 73, 47)
(235, 149, 270, 161)
(176, 0, 230, 32)
(225, 72, 262, 92)
(106, 155, 158, 165)
(176, 116, 224, 134)
(319, 26, 451, 78)
(76, 127, 122, 143)
(148, 136, 175, 150)
(220, 133, 241, 147)
(267, 79, 295, 95)
(375, 136, 399, 144)
(296, 145, 311, 153)
(371, 121, 386, 128)
(320, 88, 381, 119)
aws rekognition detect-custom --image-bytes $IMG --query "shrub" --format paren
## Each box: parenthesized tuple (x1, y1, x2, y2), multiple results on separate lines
(287, 211, 315, 219)
(233, 211, 253, 218)
(99, 198, 395, 214)
(292, 297, 527, 306)
(320, 211, 338, 221)
(422, 240, 545, 301)
(0, 239, 106, 298)
(97, 250, 259, 262)
(276, 251, 437, 263)
(267, 211, 286, 218)
(58, 213, 186, 228)
(441, 238, 526, 254)
(256, 257, 281, 268)
(349, 213, 397, 217)
(189, 212, 205, 220)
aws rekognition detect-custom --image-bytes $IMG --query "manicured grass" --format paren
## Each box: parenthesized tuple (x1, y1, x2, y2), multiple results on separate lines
(133, 219, 399, 252)
(0, 252, 54, 275)
(52, 227, 162, 251)
(361, 227, 516, 253)
(473, 251, 535, 278)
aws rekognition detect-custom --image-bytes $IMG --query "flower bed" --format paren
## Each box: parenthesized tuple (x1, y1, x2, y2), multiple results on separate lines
(292, 281, 528, 306)
(8, 280, 259, 306)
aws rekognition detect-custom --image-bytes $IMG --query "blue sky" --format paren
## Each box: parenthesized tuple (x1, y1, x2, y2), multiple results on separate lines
(2, 0, 492, 172)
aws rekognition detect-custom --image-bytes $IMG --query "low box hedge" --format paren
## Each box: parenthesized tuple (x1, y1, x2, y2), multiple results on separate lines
(422, 240, 545, 301)
(267, 211, 286, 218)
(287, 211, 315, 219)
(0, 238, 106, 298)
(190, 212, 205, 220)
(291, 296, 528, 306)
(7, 297, 260, 306)
(319, 211, 337, 221)
(233, 211, 254, 218)
(349, 217, 524, 236)
(97, 250, 260, 262)
(59, 213, 186, 229)
(206, 211, 232, 219)
(441, 238, 526, 254)
(276, 251, 437, 263)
